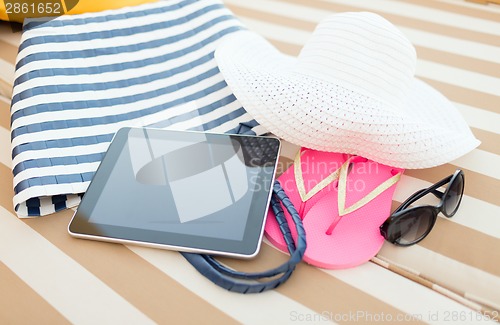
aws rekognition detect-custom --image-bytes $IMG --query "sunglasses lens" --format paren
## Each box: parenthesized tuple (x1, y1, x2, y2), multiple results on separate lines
(444, 172, 464, 216)
(391, 208, 435, 245)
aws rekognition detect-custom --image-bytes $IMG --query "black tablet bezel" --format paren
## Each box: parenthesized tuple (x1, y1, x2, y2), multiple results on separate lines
(68, 127, 280, 258)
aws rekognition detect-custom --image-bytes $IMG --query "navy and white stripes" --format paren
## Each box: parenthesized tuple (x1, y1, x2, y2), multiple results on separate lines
(10, 0, 265, 217)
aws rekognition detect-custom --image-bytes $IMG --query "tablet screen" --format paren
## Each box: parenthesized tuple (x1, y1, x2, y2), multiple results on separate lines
(69, 127, 280, 257)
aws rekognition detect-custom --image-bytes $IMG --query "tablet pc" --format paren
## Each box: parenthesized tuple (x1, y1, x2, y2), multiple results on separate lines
(68, 127, 281, 258)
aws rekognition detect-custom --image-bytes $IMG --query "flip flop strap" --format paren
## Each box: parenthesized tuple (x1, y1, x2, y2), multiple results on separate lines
(295, 149, 342, 202)
(338, 158, 401, 217)
(182, 180, 307, 293)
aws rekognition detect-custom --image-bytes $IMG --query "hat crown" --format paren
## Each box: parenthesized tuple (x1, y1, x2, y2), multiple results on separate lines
(294, 12, 417, 110)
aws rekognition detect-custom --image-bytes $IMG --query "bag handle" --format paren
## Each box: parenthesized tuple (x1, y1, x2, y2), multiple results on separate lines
(182, 180, 306, 293)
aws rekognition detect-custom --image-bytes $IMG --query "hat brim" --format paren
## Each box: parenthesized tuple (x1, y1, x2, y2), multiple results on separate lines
(215, 31, 480, 169)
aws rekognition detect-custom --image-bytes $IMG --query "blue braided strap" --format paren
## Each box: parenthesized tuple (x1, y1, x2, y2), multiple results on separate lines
(182, 180, 306, 293)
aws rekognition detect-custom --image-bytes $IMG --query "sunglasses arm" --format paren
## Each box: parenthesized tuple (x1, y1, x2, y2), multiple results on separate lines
(393, 175, 452, 213)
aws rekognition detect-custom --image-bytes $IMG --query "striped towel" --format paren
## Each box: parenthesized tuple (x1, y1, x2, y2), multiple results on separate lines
(10, 0, 266, 217)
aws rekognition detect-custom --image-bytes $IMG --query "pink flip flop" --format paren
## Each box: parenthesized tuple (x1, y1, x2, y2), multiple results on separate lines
(302, 156, 403, 269)
(265, 148, 348, 252)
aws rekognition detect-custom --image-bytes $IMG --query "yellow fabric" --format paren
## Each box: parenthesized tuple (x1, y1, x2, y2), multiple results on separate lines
(0, 0, 158, 23)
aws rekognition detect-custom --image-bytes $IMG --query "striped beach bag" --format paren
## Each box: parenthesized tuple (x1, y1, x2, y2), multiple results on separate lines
(10, 0, 266, 217)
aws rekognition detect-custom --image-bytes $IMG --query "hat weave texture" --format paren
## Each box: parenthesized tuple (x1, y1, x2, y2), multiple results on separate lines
(215, 12, 479, 168)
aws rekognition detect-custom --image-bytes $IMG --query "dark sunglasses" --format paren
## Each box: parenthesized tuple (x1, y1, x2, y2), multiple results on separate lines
(380, 170, 465, 246)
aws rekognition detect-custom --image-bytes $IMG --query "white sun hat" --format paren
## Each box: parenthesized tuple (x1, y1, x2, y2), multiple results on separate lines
(214, 12, 480, 169)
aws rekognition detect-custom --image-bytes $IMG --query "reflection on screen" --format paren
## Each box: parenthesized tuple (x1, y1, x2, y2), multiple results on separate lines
(88, 128, 276, 241)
